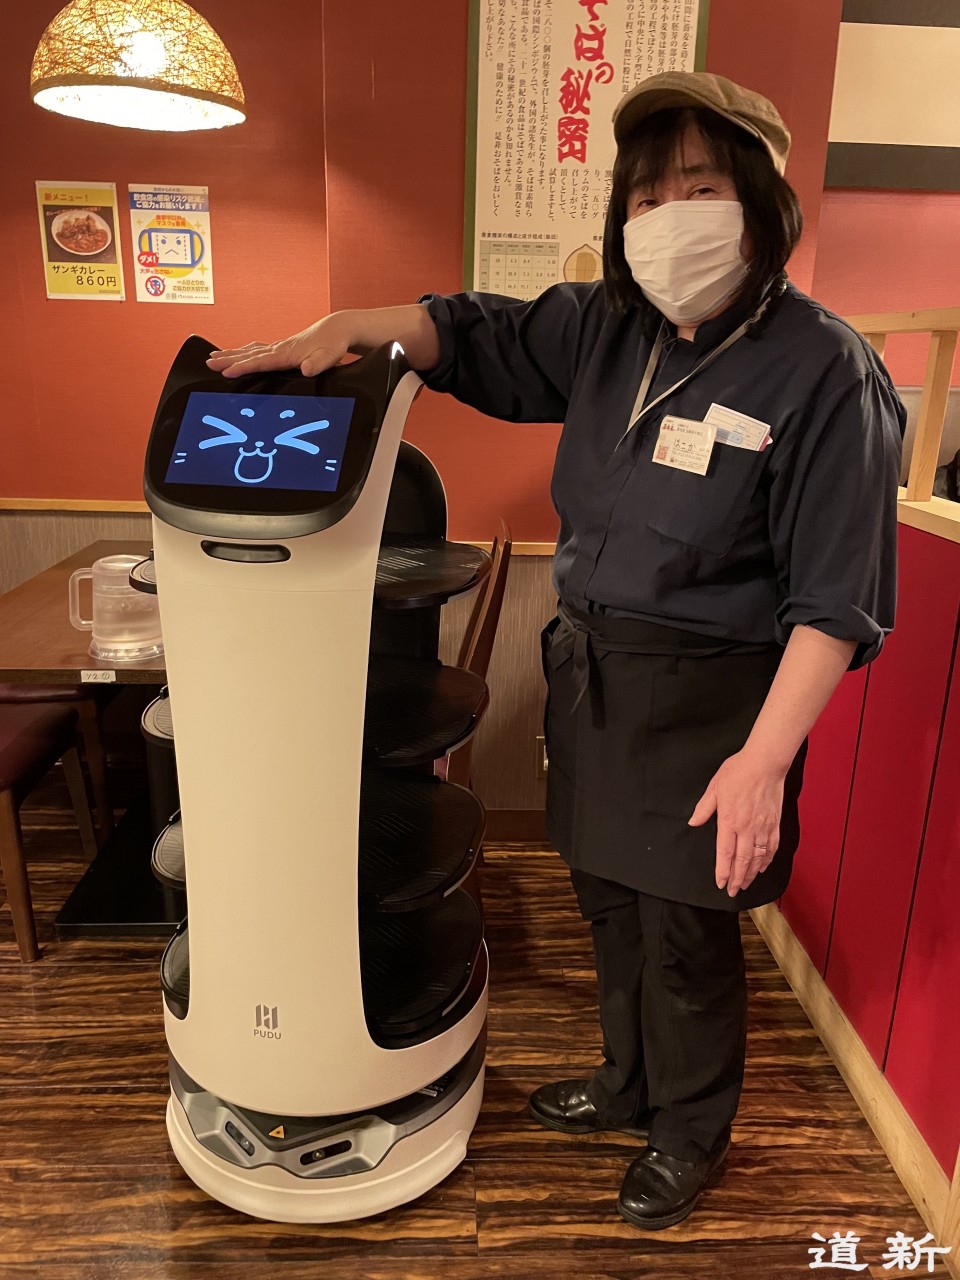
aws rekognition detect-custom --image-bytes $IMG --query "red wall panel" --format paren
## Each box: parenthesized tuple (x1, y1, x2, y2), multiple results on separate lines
(1, 0, 328, 502)
(813, 190, 960, 387)
(705, 0, 842, 294)
(884, 606, 960, 1176)
(320, 0, 562, 544)
(824, 526, 960, 1065)
(779, 667, 868, 975)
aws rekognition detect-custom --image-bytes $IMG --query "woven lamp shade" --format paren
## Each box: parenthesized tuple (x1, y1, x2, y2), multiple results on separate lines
(31, 0, 245, 131)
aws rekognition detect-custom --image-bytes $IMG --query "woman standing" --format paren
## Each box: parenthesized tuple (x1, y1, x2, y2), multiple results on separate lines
(209, 72, 904, 1230)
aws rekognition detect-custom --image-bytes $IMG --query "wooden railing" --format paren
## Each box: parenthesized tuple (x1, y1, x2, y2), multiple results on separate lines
(847, 306, 960, 511)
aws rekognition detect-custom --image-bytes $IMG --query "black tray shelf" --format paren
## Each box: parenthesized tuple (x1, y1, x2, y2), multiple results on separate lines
(144, 660, 486, 771)
(151, 774, 483, 913)
(374, 537, 490, 610)
(364, 657, 487, 767)
(161, 889, 484, 1041)
(133, 538, 489, 610)
(142, 692, 174, 746)
(360, 889, 484, 1039)
(160, 919, 190, 1019)
(152, 816, 185, 890)
(359, 773, 483, 910)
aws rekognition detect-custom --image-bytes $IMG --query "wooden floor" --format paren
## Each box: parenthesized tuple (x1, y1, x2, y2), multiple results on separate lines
(0, 767, 928, 1280)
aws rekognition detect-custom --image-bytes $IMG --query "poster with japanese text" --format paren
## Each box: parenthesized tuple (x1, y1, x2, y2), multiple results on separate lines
(128, 185, 214, 304)
(468, 0, 705, 299)
(36, 182, 125, 301)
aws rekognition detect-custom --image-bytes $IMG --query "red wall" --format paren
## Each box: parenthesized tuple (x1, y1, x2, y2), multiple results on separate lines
(779, 667, 868, 976)
(884, 624, 960, 1175)
(1, 0, 328, 502)
(813, 190, 960, 387)
(822, 527, 959, 1068)
(781, 524, 960, 1176)
(705, 0, 843, 294)
(320, 2, 563, 543)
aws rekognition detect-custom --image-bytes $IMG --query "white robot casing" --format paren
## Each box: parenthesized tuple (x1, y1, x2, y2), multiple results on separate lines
(143, 338, 487, 1222)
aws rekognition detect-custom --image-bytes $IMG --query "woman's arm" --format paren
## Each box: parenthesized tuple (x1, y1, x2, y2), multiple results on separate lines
(205, 305, 442, 379)
(688, 624, 856, 898)
(207, 285, 599, 422)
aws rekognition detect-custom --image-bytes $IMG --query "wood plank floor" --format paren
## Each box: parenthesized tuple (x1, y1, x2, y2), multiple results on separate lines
(0, 766, 929, 1280)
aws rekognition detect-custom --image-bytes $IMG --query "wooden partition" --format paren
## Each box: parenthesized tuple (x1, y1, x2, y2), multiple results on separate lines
(854, 306, 960, 540)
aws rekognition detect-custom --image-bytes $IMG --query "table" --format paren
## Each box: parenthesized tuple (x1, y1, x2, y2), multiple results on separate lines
(0, 540, 163, 686)
(0, 539, 179, 938)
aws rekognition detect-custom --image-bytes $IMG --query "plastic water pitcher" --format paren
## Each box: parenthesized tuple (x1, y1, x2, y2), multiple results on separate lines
(68, 554, 164, 662)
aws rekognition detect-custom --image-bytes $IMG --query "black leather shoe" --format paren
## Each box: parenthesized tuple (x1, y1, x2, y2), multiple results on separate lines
(617, 1133, 730, 1229)
(528, 1079, 650, 1138)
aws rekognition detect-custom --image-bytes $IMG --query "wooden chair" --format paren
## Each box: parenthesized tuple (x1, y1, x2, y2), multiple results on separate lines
(0, 684, 113, 841)
(445, 519, 513, 789)
(0, 704, 98, 961)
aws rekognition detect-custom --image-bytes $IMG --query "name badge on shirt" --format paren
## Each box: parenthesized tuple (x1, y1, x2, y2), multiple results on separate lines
(652, 415, 717, 476)
(705, 402, 772, 451)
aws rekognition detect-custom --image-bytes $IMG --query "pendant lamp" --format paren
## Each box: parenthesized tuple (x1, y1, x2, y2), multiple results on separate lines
(30, 0, 245, 132)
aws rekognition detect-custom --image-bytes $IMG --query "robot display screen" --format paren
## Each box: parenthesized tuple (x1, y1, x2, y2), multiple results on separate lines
(163, 392, 356, 492)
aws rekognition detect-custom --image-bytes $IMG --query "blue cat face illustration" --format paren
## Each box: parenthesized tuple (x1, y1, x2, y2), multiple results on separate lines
(198, 407, 329, 484)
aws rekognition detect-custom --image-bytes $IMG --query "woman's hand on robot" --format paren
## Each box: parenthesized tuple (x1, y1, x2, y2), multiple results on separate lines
(206, 320, 350, 379)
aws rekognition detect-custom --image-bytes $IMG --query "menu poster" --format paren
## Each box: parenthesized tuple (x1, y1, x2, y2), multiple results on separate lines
(128, 185, 215, 304)
(468, 0, 704, 300)
(36, 182, 125, 301)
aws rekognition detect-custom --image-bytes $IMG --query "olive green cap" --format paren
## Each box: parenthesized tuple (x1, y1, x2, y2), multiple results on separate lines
(613, 71, 791, 174)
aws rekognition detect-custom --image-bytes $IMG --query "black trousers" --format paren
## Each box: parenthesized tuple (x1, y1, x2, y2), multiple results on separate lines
(570, 866, 747, 1163)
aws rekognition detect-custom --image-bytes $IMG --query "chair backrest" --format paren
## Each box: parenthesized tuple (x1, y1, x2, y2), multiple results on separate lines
(456, 519, 513, 681)
(446, 520, 512, 789)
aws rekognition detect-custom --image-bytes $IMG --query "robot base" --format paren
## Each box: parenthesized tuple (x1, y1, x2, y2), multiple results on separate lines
(166, 1068, 485, 1223)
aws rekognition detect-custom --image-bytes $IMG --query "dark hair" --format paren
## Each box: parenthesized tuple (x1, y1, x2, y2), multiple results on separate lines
(602, 106, 802, 332)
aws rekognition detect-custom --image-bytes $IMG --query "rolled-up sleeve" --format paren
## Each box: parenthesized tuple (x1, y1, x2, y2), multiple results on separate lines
(417, 284, 596, 423)
(768, 367, 904, 668)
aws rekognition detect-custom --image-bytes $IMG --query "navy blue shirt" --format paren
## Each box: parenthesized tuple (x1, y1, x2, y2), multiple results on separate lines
(419, 281, 904, 667)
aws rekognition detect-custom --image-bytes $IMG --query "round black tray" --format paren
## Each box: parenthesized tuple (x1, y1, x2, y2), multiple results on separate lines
(160, 920, 190, 1020)
(139, 662, 486, 766)
(359, 773, 484, 910)
(361, 889, 483, 1039)
(129, 554, 158, 594)
(133, 540, 487, 608)
(364, 658, 488, 766)
(141, 691, 174, 747)
(147, 778, 483, 909)
(152, 816, 185, 889)
(160, 890, 484, 1037)
(374, 538, 490, 610)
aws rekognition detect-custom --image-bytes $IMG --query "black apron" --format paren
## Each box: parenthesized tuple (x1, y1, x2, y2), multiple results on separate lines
(541, 602, 807, 911)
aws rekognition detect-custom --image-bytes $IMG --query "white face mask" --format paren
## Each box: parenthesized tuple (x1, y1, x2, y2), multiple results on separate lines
(622, 200, 749, 326)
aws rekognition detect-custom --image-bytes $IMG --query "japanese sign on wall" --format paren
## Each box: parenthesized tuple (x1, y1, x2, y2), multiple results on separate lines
(36, 182, 125, 301)
(128, 185, 215, 304)
(469, 0, 703, 299)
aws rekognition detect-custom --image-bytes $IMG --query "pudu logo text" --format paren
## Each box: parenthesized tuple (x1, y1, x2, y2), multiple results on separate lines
(254, 1004, 281, 1040)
